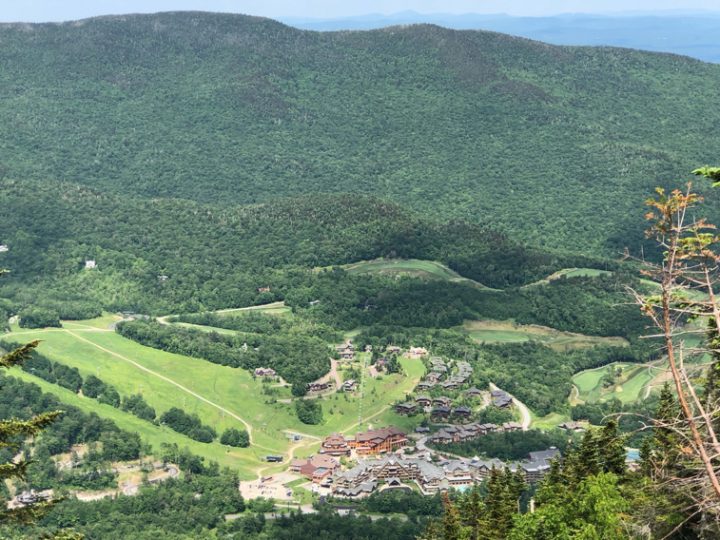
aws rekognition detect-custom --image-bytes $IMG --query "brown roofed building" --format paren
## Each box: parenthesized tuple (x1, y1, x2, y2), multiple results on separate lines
(320, 433, 351, 456)
(350, 427, 408, 456)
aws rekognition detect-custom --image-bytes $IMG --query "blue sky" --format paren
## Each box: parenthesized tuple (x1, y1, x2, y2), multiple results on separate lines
(1, 1, 719, 22)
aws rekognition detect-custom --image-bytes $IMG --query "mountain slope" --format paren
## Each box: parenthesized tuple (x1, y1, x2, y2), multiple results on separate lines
(1, 12, 719, 251)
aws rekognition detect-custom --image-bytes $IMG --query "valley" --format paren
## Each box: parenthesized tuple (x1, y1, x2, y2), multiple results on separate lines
(1, 8, 718, 538)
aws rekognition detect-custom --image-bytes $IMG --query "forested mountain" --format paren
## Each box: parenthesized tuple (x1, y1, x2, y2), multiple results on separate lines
(1, 180, 597, 314)
(1, 11, 720, 251)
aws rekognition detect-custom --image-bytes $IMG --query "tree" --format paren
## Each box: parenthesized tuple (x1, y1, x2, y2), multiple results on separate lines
(631, 170, 720, 508)
(0, 340, 61, 524)
(294, 399, 323, 425)
(220, 428, 250, 447)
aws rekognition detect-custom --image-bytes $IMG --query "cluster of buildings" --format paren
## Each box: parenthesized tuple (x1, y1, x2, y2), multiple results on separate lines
(429, 421, 522, 445)
(336, 341, 355, 361)
(331, 448, 560, 498)
(319, 427, 408, 457)
(416, 357, 473, 391)
(254, 367, 277, 378)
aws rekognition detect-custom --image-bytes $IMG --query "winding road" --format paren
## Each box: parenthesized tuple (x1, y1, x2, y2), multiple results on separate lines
(489, 383, 532, 431)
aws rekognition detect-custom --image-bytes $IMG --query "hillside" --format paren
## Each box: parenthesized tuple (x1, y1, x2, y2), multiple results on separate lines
(0, 180, 595, 314)
(1, 12, 720, 252)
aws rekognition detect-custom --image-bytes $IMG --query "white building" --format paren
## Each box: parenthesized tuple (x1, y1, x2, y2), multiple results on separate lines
(85, 260, 96, 269)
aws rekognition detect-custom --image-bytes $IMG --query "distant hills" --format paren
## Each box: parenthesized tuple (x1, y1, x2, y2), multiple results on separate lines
(281, 11, 720, 63)
(1, 11, 720, 255)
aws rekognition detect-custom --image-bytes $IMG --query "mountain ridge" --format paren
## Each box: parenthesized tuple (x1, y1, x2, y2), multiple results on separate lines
(1, 11, 719, 254)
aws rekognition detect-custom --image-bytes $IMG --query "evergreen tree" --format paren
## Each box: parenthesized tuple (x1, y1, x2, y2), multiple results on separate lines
(440, 492, 465, 540)
(597, 419, 626, 475)
(0, 340, 61, 524)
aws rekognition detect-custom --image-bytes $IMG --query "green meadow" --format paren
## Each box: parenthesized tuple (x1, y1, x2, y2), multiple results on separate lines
(5, 316, 424, 478)
(460, 320, 628, 352)
(339, 258, 496, 289)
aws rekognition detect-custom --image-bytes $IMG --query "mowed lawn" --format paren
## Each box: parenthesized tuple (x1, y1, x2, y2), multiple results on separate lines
(5, 316, 424, 477)
(572, 362, 655, 404)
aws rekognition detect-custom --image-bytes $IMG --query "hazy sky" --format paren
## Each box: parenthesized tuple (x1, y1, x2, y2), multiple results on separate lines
(1, 1, 720, 22)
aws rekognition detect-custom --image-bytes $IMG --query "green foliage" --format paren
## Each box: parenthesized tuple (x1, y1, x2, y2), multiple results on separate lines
(18, 307, 61, 329)
(219, 428, 249, 448)
(294, 399, 323, 425)
(0, 12, 719, 257)
(117, 320, 331, 392)
(159, 407, 217, 443)
(431, 429, 571, 461)
(121, 394, 156, 422)
(509, 473, 628, 540)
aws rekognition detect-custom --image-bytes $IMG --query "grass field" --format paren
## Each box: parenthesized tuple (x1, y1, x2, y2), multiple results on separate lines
(460, 320, 628, 352)
(5, 315, 425, 479)
(523, 267, 612, 288)
(337, 258, 497, 290)
(572, 362, 658, 404)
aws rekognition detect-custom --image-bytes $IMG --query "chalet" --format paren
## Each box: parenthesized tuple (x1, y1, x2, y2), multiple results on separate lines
(290, 454, 339, 483)
(394, 402, 417, 415)
(415, 395, 432, 407)
(431, 406, 451, 419)
(84, 259, 96, 269)
(559, 421, 584, 432)
(415, 426, 430, 433)
(320, 433, 351, 456)
(478, 423, 499, 434)
(521, 448, 560, 483)
(407, 347, 428, 359)
(431, 364, 448, 374)
(375, 357, 387, 369)
(441, 380, 460, 390)
(432, 396, 452, 408)
(465, 387, 483, 398)
(452, 406, 472, 418)
(336, 342, 355, 360)
(257, 286, 271, 293)
(502, 422, 522, 432)
(342, 379, 358, 392)
(350, 427, 408, 456)
(307, 382, 331, 392)
(416, 381, 436, 390)
(430, 431, 453, 444)
(254, 367, 276, 378)
(385, 345, 402, 354)
(491, 390, 513, 409)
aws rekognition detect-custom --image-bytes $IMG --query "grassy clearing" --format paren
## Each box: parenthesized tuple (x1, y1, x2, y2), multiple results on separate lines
(5, 317, 423, 478)
(337, 258, 497, 290)
(9, 369, 261, 476)
(522, 267, 612, 288)
(572, 362, 657, 404)
(460, 320, 628, 352)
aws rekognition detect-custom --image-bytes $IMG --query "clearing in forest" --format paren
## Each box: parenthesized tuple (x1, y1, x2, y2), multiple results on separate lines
(337, 258, 497, 289)
(460, 320, 628, 352)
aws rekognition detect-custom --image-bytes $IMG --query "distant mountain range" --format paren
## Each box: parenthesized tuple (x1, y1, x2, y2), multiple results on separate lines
(280, 11, 720, 63)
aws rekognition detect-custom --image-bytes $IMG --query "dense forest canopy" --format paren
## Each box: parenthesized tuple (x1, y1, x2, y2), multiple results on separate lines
(0, 180, 601, 314)
(0, 12, 719, 252)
